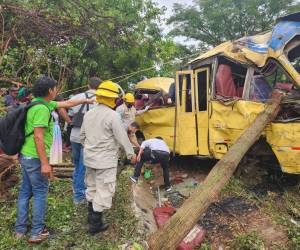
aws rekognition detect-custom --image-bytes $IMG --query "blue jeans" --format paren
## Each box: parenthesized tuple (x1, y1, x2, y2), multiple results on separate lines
(71, 142, 86, 202)
(15, 155, 49, 237)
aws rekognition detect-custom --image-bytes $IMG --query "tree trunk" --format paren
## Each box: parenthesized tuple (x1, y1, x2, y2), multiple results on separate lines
(147, 94, 282, 250)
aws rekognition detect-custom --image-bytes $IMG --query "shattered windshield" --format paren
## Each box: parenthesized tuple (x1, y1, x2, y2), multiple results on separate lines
(285, 35, 300, 75)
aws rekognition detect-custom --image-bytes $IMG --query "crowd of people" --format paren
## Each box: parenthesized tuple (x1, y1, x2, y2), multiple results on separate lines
(3, 76, 172, 243)
(1, 86, 33, 107)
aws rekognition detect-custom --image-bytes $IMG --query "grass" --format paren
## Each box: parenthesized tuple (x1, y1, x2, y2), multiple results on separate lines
(231, 231, 265, 250)
(221, 177, 300, 250)
(0, 168, 143, 250)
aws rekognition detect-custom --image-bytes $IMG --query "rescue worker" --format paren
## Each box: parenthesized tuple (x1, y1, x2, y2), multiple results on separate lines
(127, 122, 140, 149)
(80, 81, 137, 235)
(116, 92, 149, 129)
(130, 136, 172, 192)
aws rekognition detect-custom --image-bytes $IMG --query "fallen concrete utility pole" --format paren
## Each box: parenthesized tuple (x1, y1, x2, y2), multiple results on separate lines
(147, 93, 282, 250)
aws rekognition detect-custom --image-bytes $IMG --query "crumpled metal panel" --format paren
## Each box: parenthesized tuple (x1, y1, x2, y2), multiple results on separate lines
(190, 17, 300, 87)
(209, 100, 300, 174)
(136, 107, 177, 152)
(266, 123, 300, 174)
(135, 77, 174, 94)
(209, 100, 265, 159)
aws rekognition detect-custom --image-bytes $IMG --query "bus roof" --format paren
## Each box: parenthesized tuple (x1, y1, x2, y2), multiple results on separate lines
(135, 77, 174, 93)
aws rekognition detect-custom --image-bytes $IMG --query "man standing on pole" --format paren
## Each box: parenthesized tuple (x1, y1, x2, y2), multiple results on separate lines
(80, 80, 136, 235)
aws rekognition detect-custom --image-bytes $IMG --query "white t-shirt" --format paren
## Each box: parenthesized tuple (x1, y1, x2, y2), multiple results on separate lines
(141, 138, 170, 153)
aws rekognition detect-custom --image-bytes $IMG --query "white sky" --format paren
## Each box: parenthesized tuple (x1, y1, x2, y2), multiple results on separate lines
(154, 0, 197, 46)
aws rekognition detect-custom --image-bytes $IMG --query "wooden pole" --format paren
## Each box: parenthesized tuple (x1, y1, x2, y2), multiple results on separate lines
(147, 94, 282, 249)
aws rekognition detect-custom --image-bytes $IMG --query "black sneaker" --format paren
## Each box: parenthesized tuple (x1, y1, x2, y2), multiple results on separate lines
(165, 186, 172, 192)
(129, 176, 138, 183)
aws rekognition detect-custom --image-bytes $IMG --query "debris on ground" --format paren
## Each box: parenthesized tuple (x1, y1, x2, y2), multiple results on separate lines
(0, 153, 18, 199)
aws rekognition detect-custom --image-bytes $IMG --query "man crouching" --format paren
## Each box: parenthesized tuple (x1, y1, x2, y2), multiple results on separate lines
(80, 81, 136, 235)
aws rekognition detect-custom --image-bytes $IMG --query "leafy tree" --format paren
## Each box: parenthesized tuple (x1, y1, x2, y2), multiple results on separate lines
(168, 0, 300, 49)
(0, 0, 185, 94)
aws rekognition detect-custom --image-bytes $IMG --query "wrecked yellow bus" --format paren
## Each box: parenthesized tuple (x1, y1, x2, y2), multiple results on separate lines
(135, 12, 300, 175)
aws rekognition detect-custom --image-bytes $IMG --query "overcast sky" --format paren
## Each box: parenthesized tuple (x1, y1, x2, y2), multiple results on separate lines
(154, 0, 197, 46)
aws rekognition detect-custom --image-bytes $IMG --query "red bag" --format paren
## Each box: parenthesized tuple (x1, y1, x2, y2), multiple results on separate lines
(153, 207, 206, 249)
(176, 225, 206, 250)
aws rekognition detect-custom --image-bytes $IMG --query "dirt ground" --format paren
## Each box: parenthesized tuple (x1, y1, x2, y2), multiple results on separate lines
(1, 155, 299, 249)
(132, 156, 300, 249)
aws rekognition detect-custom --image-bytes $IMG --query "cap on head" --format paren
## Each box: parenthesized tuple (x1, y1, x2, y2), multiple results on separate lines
(124, 93, 134, 103)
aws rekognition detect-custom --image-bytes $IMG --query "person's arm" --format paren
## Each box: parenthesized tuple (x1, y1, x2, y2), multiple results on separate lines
(58, 108, 72, 124)
(137, 147, 144, 162)
(56, 98, 94, 109)
(112, 115, 136, 164)
(129, 134, 140, 148)
(34, 127, 53, 179)
(136, 105, 150, 115)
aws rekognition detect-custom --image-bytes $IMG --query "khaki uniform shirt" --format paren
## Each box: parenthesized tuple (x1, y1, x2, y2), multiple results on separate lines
(116, 103, 136, 129)
(80, 104, 134, 169)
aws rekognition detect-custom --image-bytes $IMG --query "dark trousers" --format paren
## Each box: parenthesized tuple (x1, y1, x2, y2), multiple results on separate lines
(134, 150, 170, 187)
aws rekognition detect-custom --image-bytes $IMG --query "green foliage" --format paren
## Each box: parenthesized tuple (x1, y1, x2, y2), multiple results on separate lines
(168, 0, 300, 48)
(197, 242, 212, 250)
(0, 1, 186, 93)
(0, 171, 143, 249)
(232, 231, 265, 250)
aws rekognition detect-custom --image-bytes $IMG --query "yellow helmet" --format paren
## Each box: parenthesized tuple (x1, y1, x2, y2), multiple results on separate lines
(96, 80, 120, 98)
(124, 93, 135, 103)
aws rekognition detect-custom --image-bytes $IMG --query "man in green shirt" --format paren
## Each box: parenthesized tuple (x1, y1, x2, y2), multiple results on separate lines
(15, 76, 93, 244)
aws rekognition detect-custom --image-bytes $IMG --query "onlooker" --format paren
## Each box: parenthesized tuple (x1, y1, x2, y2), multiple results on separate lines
(130, 136, 172, 192)
(69, 77, 102, 204)
(17, 87, 32, 104)
(80, 80, 136, 235)
(15, 76, 94, 244)
(134, 93, 144, 110)
(4, 86, 19, 106)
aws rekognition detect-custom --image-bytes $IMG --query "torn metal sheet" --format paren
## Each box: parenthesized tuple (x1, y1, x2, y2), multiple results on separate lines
(190, 13, 300, 87)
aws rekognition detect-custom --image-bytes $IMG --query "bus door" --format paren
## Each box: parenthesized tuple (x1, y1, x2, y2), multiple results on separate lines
(175, 71, 198, 155)
(194, 67, 210, 156)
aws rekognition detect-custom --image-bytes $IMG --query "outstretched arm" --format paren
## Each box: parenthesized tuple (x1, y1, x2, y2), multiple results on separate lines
(56, 98, 94, 109)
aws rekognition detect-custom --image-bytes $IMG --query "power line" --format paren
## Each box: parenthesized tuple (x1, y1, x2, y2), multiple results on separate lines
(59, 51, 200, 95)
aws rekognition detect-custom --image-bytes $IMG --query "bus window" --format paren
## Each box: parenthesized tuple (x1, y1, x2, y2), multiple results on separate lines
(250, 60, 294, 102)
(197, 70, 208, 111)
(185, 75, 192, 112)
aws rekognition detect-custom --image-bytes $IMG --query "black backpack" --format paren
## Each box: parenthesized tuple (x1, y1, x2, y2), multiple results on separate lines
(0, 101, 49, 155)
(71, 92, 94, 128)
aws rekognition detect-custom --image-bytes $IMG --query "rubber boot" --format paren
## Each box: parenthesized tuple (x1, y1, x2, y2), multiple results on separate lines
(87, 202, 93, 224)
(88, 210, 109, 235)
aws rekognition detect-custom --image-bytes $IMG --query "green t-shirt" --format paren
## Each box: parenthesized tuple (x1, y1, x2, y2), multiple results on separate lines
(21, 97, 57, 158)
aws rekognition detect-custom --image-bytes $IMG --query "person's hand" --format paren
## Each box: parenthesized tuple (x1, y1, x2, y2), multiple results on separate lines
(144, 105, 150, 111)
(137, 154, 141, 162)
(130, 155, 137, 164)
(41, 164, 54, 180)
